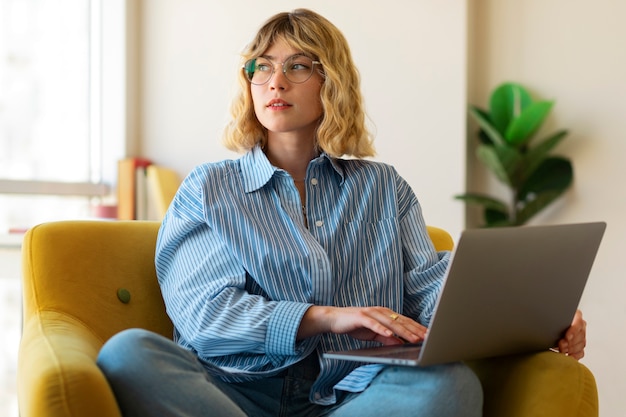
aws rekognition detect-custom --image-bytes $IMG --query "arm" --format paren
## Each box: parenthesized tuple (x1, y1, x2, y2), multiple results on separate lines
(395, 175, 450, 326)
(155, 167, 312, 361)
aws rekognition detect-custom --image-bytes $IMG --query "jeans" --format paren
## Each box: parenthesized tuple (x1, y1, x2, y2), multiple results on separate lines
(97, 329, 483, 417)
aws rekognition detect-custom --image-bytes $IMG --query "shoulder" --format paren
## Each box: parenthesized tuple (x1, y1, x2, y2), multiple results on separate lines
(170, 158, 243, 215)
(179, 158, 243, 195)
(187, 159, 240, 182)
(337, 158, 418, 211)
(335, 158, 400, 183)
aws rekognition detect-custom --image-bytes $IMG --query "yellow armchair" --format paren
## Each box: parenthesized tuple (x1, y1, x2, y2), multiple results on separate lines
(18, 221, 599, 417)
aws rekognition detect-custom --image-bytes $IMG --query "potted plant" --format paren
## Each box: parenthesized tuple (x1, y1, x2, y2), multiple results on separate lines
(456, 82, 573, 227)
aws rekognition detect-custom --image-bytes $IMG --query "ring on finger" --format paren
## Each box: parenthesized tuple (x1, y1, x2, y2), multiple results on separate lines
(390, 313, 399, 321)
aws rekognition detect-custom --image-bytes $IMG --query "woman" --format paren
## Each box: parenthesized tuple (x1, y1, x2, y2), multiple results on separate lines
(97, 9, 586, 417)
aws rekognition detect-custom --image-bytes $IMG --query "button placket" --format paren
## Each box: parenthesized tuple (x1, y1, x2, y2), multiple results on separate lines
(276, 173, 304, 224)
(308, 176, 321, 227)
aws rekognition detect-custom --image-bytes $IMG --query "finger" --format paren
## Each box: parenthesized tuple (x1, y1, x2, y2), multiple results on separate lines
(563, 311, 586, 346)
(569, 349, 585, 360)
(565, 322, 585, 340)
(558, 337, 586, 359)
(382, 311, 427, 343)
(568, 338, 586, 352)
(373, 333, 407, 346)
(572, 309, 584, 325)
(565, 343, 585, 360)
(569, 310, 586, 333)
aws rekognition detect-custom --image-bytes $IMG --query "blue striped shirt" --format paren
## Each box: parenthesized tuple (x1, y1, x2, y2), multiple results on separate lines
(155, 146, 450, 405)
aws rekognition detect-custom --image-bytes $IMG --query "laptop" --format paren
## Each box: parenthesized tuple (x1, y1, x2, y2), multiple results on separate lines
(323, 221, 606, 367)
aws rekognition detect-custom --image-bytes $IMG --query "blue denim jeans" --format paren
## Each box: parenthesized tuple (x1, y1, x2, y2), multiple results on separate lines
(97, 329, 482, 417)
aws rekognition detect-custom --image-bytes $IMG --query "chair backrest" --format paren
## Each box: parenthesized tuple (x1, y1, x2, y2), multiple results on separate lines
(146, 165, 181, 219)
(426, 225, 454, 252)
(21, 220, 173, 344)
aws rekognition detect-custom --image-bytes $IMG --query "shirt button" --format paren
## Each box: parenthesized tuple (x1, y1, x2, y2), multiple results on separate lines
(310, 178, 318, 185)
(315, 220, 324, 227)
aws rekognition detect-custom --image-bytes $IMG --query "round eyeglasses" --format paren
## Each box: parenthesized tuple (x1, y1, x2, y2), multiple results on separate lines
(243, 55, 322, 85)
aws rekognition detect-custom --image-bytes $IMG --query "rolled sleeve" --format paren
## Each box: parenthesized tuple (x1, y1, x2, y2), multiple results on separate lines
(266, 301, 315, 361)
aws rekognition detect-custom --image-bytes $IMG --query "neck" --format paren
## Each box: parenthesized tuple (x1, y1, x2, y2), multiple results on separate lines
(264, 134, 318, 180)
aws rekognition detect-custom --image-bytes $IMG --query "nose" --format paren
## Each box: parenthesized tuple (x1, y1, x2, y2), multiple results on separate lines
(268, 64, 288, 90)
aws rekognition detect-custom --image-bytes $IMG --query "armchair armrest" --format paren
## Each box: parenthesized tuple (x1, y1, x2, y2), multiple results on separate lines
(468, 351, 598, 417)
(18, 311, 122, 417)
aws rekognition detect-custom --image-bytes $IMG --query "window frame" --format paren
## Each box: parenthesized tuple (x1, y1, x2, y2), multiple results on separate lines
(0, 0, 131, 199)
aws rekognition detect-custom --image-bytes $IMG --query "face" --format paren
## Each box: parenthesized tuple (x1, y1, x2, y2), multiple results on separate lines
(250, 39, 324, 142)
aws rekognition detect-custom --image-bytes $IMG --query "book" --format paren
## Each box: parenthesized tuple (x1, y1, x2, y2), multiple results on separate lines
(116, 157, 152, 220)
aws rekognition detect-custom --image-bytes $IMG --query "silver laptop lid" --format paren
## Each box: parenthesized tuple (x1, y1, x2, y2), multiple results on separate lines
(417, 221, 606, 366)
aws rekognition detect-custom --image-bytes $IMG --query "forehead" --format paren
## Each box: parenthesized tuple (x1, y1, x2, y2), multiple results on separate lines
(261, 38, 305, 59)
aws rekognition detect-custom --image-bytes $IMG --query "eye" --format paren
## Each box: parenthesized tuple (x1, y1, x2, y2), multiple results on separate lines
(290, 63, 310, 71)
(256, 62, 272, 72)
(288, 58, 313, 72)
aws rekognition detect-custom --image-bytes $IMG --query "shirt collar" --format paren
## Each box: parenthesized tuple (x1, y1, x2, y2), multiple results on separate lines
(326, 155, 346, 185)
(241, 145, 346, 193)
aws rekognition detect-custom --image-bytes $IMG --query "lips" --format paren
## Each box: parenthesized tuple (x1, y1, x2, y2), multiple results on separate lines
(267, 99, 291, 108)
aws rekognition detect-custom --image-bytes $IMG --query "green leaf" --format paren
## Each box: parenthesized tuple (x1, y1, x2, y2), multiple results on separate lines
(518, 157, 573, 201)
(519, 129, 569, 183)
(515, 190, 565, 225)
(455, 193, 512, 227)
(477, 129, 492, 145)
(505, 100, 554, 147)
(476, 144, 522, 186)
(485, 209, 513, 227)
(468, 106, 505, 146)
(454, 193, 509, 212)
(489, 83, 533, 136)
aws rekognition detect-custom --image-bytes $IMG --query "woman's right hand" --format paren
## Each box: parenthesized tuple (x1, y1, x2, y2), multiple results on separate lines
(297, 305, 427, 345)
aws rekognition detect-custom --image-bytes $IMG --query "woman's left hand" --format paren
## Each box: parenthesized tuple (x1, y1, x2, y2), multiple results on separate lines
(558, 309, 587, 360)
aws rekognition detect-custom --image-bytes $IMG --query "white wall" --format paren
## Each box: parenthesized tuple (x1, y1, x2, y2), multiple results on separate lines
(138, 0, 467, 237)
(468, 1, 626, 416)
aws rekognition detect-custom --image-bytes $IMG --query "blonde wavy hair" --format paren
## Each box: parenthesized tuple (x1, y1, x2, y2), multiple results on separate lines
(222, 8, 375, 158)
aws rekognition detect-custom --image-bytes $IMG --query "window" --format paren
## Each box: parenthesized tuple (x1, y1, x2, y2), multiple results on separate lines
(0, 0, 127, 233)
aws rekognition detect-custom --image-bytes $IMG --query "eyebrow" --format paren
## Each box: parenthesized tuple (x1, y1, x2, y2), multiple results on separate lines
(259, 53, 309, 61)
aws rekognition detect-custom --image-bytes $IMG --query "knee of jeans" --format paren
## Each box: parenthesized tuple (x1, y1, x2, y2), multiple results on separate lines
(417, 363, 483, 414)
(97, 328, 162, 377)
(382, 362, 482, 397)
(444, 363, 484, 415)
(440, 362, 483, 403)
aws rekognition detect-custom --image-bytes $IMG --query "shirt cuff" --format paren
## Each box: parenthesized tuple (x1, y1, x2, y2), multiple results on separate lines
(266, 301, 313, 359)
